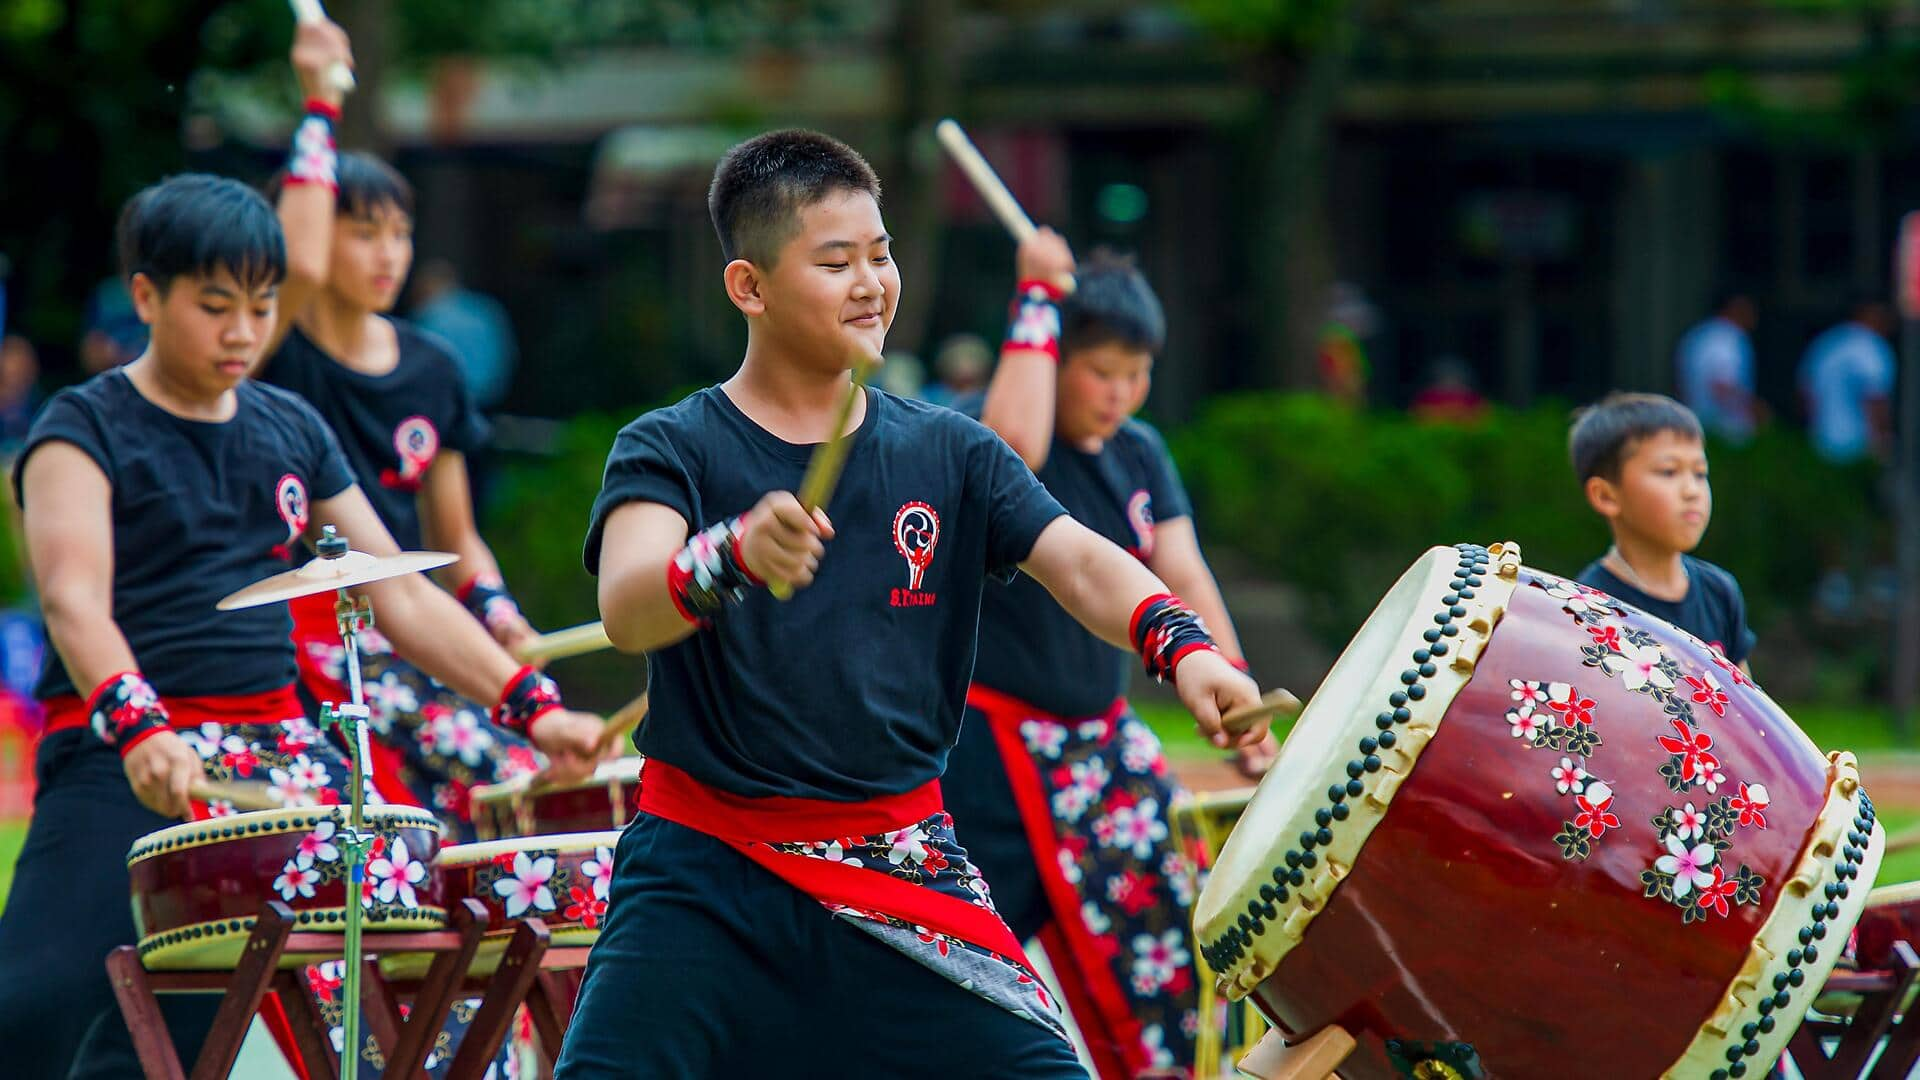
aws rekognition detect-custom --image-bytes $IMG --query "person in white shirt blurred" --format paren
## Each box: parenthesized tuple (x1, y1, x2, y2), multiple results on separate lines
(1676, 291, 1760, 443)
(1799, 297, 1896, 465)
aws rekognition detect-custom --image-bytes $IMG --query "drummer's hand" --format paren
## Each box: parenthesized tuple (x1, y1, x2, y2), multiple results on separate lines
(1233, 732, 1280, 779)
(1175, 651, 1267, 750)
(740, 492, 834, 593)
(123, 731, 205, 819)
(1015, 227, 1076, 293)
(530, 709, 603, 784)
(489, 609, 543, 665)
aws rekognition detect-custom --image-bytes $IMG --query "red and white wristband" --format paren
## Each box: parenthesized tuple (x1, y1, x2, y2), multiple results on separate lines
(286, 98, 340, 192)
(457, 574, 524, 637)
(666, 514, 762, 626)
(1005, 279, 1065, 363)
(1128, 593, 1219, 685)
(87, 671, 172, 757)
(494, 665, 564, 738)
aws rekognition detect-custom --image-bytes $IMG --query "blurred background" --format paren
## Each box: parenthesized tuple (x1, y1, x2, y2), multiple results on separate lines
(2, 0, 1920, 886)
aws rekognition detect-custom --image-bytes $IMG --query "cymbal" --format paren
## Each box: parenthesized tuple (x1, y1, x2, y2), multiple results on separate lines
(217, 549, 459, 610)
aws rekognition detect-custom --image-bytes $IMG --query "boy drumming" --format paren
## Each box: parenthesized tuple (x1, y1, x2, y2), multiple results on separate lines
(258, 23, 560, 840)
(0, 171, 599, 1078)
(554, 130, 1270, 1077)
(945, 233, 1268, 1078)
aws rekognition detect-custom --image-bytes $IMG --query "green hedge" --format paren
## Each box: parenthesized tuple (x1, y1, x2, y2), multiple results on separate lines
(1167, 393, 1884, 682)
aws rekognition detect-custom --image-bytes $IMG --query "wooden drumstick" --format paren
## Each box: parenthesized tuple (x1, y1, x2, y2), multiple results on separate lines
(1221, 688, 1303, 738)
(935, 119, 1037, 245)
(769, 359, 873, 601)
(288, 0, 356, 94)
(591, 691, 650, 760)
(188, 778, 286, 814)
(515, 621, 615, 663)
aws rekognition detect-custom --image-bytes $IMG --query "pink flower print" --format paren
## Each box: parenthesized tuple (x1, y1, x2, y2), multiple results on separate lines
(1669, 802, 1707, 841)
(1140, 1025, 1176, 1070)
(492, 851, 556, 918)
(1603, 641, 1673, 691)
(295, 820, 339, 868)
(1657, 720, 1720, 784)
(1696, 865, 1740, 918)
(366, 837, 426, 909)
(1056, 846, 1083, 886)
(1551, 757, 1588, 795)
(288, 754, 331, 792)
(1708, 645, 1754, 688)
(1702, 763, 1728, 795)
(1020, 720, 1067, 759)
(1545, 577, 1621, 620)
(274, 859, 319, 900)
(268, 767, 308, 807)
(581, 846, 615, 901)
(885, 826, 933, 868)
(1546, 685, 1596, 726)
(1655, 833, 1718, 898)
(1586, 623, 1623, 653)
(206, 799, 236, 818)
(186, 723, 225, 760)
(1684, 672, 1729, 718)
(1508, 708, 1542, 741)
(1731, 782, 1770, 829)
(1129, 928, 1191, 996)
(565, 886, 606, 929)
(1106, 798, 1169, 860)
(1510, 680, 1549, 709)
(306, 961, 344, 997)
(1572, 781, 1621, 839)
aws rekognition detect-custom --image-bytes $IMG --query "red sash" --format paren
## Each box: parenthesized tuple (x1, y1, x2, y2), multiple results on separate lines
(42, 684, 304, 735)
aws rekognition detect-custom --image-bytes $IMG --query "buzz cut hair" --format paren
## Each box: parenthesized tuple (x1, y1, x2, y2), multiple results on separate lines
(707, 129, 882, 266)
(1568, 392, 1705, 483)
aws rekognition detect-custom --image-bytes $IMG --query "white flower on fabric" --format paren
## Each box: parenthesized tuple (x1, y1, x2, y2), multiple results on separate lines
(1508, 709, 1542, 741)
(1603, 642, 1673, 691)
(1551, 757, 1587, 795)
(1139, 1025, 1175, 1069)
(493, 852, 556, 918)
(1119, 724, 1164, 775)
(367, 837, 427, 909)
(1654, 832, 1718, 897)
(1670, 802, 1707, 841)
(182, 723, 224, 759)
(1081, 900, 1112, 935)
(296, 820, 340, 868)
(1161, 851, 1199, 908)
(1129, 928, 1191, 996)
(581, 846, 615, 901)
(1021, 720, 1067, 759)
(1076, 719, 1109, 742)
(1057, 847, 1082, 886)
(1009, 294, 1062, 348)
(268, 768, 308, 806)
(274, 859, 319, 900)
(1106, 798, 1169, 860)
(886, 826, 933, 867)
(1510, 680, 1549, 708)
(289, 754, 331, 792)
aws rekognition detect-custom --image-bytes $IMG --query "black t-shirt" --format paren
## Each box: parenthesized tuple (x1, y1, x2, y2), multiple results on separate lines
(1577, 555, 1758, 664)
(965, 407, 1192, 718)
(14, 370, 355, 699)
(261, 319, 486, 550)
(585, 386, 1067, 801)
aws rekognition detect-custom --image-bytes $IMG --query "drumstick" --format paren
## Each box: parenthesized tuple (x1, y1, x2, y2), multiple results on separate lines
(591, 691, 650, 760)
(515, 621, 614, 663)
(1220, 688, 1303, 738)
(287, 0, 356, 94)
(189, 779, 285, 814)
(935, 119, 1037, 245)
(769, 361, 873, 601)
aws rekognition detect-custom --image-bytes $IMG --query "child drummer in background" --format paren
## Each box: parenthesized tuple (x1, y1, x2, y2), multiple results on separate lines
(0, 163, 600, 1077)
(943, 230, 1272, 1078)
(554, 128, 1269, 1077)
(1570, 392, 1757, 675)
(256, 21, 575, 841)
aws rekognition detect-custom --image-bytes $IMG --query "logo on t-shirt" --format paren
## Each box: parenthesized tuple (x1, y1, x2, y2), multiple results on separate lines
(272, 473, 309, 561)
(380, 415, 440, 493)
(891, 501, 940, 607)
(1126, 489, 1155, 560)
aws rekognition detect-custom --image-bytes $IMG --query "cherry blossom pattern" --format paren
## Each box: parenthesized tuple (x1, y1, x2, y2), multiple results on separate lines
(1529, 573, 1626, 626)
(1643, 774, 1768, 924)
(1507, 680, 1617, 861)
(491, 851, 557, 918)
(366, 837, 428, 909)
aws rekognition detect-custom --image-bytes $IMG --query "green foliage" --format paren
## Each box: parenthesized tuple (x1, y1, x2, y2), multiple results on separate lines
(1168, 393, 1883, 652)
(1179, 0, 1349, 53)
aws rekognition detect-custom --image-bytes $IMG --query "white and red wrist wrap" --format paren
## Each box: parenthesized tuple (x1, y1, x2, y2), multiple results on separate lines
(1005, 279, 1065, 363)
(494, 665, 563, 737)
(87, 671, 172, 757)
(457, 574, 523, 636)
(665, 514, 762, 626)
(286, 99, 340, 192)
(1128, 593, 1219, 685)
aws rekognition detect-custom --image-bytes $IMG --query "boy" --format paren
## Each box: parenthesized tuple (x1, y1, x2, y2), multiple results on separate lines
(0, 168, 600, 1076)
(1570, 392, 1756, 671)
(554, 129, 1268, 1078)
(945, 233, 1269, 1078)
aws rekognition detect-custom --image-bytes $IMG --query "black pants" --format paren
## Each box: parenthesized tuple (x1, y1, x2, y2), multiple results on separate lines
(0, 731, 219, 1079)
(554, 813, 1089, 1079)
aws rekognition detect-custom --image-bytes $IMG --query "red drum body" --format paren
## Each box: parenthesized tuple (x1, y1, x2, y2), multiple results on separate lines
(470, 757, 642, 840)
(1853, 881, 1920, 970)
(1196, 543, 1883, 1080)
(128, 805, 447, 970)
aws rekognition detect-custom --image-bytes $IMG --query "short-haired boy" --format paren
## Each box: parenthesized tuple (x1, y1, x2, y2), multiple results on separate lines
(554, 129, 1267, 1077)
(1570, 392, 1757, 671)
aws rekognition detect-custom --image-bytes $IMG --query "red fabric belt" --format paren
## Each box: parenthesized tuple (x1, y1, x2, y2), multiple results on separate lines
(964, 684, 1127, 729)
(638, 759, 1032, 967)
(43, 684, 304, 735)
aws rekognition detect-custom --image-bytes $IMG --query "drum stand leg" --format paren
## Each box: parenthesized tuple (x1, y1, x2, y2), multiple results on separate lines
(273, 968, 341, 1079)
(385, 898, 491, 1077)
(525, 968, 581, 1067)
(1236, 1024, 1356, 1080)
(106, 900, 300, 1080)
(1789, 940, 1920, 1080)
(445, 917, 551, 1080)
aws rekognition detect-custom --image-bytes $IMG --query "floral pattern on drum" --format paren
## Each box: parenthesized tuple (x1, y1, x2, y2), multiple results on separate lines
(1523, 573, 1771, 923)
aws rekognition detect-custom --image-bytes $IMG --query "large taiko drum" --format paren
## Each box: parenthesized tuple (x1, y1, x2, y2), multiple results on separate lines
(469, 757, 643, 840)
(1195, 542, 1883, 1080)
(128, 805, 447, 970)
(1852, 880, 1920, 971)
(381, 831, 618, 980)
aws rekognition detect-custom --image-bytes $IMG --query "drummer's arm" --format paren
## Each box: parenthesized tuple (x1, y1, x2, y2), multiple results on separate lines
(1145, 517, 1243, 663)
(417, 450, 538, 652)
(308, 485, 601, 770)
(594, 500, 700, 654)
(21, 443, 201, 816)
